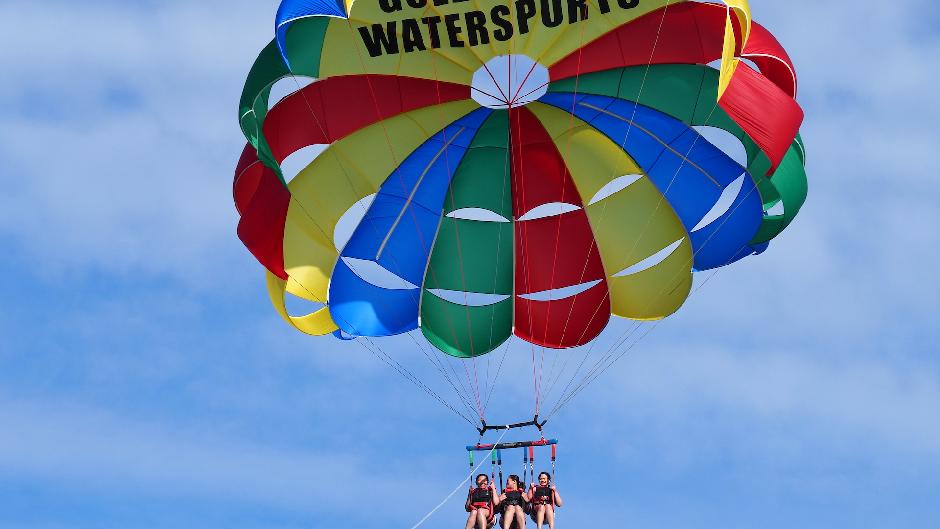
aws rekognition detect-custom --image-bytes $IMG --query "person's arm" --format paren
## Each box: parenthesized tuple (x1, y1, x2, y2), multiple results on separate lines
(491, 484, 501, 507)
(552, 486, 563, 507)
(465, 489, 473, 511)
(523, 487, 533, 502)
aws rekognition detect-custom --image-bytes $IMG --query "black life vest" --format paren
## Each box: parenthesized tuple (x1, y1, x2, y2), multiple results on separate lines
(503, 488, 524, 506)
(470, 487, 493, 506)
(532, 485, 553, 505)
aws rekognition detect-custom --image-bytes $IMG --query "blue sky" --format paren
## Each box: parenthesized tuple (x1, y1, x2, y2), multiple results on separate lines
(2, 1, 939, 528)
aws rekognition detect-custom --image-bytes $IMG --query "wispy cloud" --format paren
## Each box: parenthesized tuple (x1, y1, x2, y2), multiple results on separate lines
(0, 1, 272, 284)
(0, 396, 429, 519)
(1, 0, 939, 528)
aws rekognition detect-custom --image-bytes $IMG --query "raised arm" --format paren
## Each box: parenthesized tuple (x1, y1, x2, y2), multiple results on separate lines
(552, 486, 564, 507)
(491, 484, 501, 507)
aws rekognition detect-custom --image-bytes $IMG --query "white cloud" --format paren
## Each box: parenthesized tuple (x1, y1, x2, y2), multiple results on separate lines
(0, 1, 275, 285)
(548, 338, 940, 469)
(1, 1, 939, 526)
(0, 397, 430, 520)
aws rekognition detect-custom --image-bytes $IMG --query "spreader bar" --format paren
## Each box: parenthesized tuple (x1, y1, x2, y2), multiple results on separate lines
(476, 415, 547, 436)
(466, 439, 558, 452)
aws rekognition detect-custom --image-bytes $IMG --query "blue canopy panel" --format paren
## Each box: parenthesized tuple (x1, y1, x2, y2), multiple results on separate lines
(328, 108, 493, 337)
(275, 0, 348, 68)
(539, 93, 763, 271)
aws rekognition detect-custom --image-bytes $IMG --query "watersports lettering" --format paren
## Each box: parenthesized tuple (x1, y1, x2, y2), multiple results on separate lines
(358, 0, 640, 57)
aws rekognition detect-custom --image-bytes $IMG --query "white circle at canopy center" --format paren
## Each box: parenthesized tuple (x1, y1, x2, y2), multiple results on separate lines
(471, 55, 549, 109)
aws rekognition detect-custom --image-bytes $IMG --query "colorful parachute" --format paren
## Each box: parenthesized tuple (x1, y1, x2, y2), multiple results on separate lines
(234, 0, 807, 358)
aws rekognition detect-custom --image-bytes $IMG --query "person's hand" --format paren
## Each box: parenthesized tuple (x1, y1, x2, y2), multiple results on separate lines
(550, 485, 556, 491)
(490, 483, 497, 491)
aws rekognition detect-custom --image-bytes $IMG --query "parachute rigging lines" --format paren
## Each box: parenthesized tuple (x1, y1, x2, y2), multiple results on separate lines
(233, 0, 807, 428)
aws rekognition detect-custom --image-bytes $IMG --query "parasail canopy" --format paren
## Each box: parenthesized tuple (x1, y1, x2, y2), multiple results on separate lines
(234, 0, 807, 360)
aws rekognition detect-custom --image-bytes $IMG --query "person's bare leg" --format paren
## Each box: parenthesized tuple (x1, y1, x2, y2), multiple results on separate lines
(516, 507, 526, 529)
(476, 510, 488, 529)
(534, 505, 546, 529)
(502, 508, 515, 529)
(545, 507, 555, 529)
(465, 510, 478, 529)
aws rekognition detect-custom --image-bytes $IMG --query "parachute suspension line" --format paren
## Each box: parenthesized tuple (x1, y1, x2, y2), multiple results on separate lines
(405, 332, 474, 415)
(545, 102, 729, 418)
(374, 128, 467, 261)
(530, 344, 541, 416)
(528, 1, 641, 411)
(541, 343, 572, 408)
(419, 28, 506, 423)
(479, 110, 515, 419)
(508, 107, 546, 422)
(509, 59, 541, 107)
(539, 346, 547, 413)
(546, 322, 656, 421)
(278, 77, 480, 427)
(513, 0, 611, 422)
(409, 428, 509, 529)
(260, 95, 477, 426)
(468, 355, 485, 420)
(551, 179, 760, 411)
(286, 275, 476, 426)
(407, 330, 482, 421)
(358, 337, 476, 426)
(483, 61, 511, 104)
(336, 24, 493, 423)
(482, 339, 512, 414)
(546, 175, 765, 419)
(283, 80, 479, 420)
(541, 0, 724, 415)
(542, 0, 591, 346)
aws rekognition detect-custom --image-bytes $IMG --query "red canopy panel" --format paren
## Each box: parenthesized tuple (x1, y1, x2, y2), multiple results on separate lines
(261, 75, 470, 163)
(548, 3, 728, 81)
(510, 108, 610, 349)
(234, 144, 291, 279)
(742, 22, 798, 97)
(549, 2, 802, 172)
(718, 62, 804, 174)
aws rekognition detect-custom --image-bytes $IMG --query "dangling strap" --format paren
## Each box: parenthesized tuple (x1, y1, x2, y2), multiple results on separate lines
(522, 448, 528, 486)
(551, 443, 557, 483)
(491, 449, 497, 485)
(497, 449, 504, 491)
(529, 446, 536, 486)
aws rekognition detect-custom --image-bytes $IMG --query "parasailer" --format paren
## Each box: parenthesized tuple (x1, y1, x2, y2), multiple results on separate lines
(529, 472, 563, 529)
(465, 474, 500, 529)
(233, 0, 806, 522)
(499, 474, 529, 529)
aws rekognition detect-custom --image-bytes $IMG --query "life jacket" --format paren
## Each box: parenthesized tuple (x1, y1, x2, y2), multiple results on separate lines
(531, 485, 553, 505)
(503, 488, 525, 506)
(470, 487, 493, 509)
